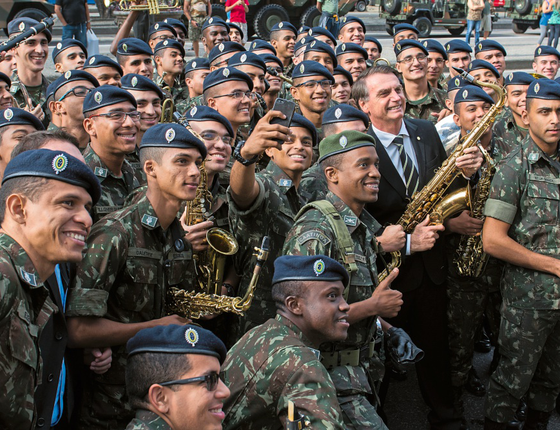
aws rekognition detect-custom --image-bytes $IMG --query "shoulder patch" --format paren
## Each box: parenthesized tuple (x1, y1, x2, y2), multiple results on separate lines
(94, 166, 108, 178)
(141, 214, 158, 228)
(343, 214, 357, 226)
(296, 229, 332, 246)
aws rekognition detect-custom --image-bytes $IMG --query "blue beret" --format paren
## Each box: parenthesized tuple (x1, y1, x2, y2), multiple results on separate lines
(468, 59, 500, 78)
(304, 39, 337, 66)
(294, 36, 315, 54)
(504, 72, 536, 87)
(422, 39, 447, 60)
(154, 39, 185, 57)
(8, 18, 51, 42)
(260, 53, 283, 70)
(185, 57, 210, 74)
(291, 113, 318, 147)
(84, 55, 124, 76)
(3, 149, 101, 204)
(127, 324, 227, 364)
(475, 40, 506, 56)
(445, 40, 472, 54)
(52, 39, 87, 64)
(208, 41, 246, 64)
(454, 85, 495, 105)
(184, 105, 234, 138)
(393, 23, 419, 36)
(534, 45, 560, 59)
(47, 70, 100, 101)
(298, 25, 311, 35)
(527, 79, 560, 100)
(333, 65, 353, 85)
(139, 123, 207, 158)
(292, 60, 334, 83)
(272, 254, 350, 286)
(203, 67, 253, 92)
(148, 22, 177, 38)
(447, 76, 469, 93)
(121, 74, 164, 99)
(270, 21, 297, 36)
(248, 39, 277, 55)
(394, 39, 428, 57)
(319, 130, 376, 163)
(117, 38, 153, 57)
(0, 72, 10, 88)
(364, 35, 382, 53)
(322, 104, 369, 128)
(308, 27, 336, 46)
(83, 85, 137, 114)
(0, 108, 44, 131)
(163, 18, 188, 36)
(228, 51, 267, 72)
(228, 22, 244, 39)
(339, 15, 366, 33)
(201, 17, 229, 32)
(336, 42, 368, 59)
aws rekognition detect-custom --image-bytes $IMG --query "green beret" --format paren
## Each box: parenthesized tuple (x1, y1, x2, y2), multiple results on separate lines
(319, 130, 376, 163)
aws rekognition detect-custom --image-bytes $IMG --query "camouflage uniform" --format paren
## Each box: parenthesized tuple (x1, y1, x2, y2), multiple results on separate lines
(222, 314, 346, 430)
(492, 107, 528, 158)
(483, 136, 560, 422)
(283, 191, 388, 430)
(285, 61, 295, 78)
(83, 144, 140, 223)
(66, 191, 193, 429)
(298, 163, 329, 202)
(174, 89, 204, 115)
(0, 234, 57, 430)
(405, 85, 447, 125)
(436, 115, 461, 156)
(125, 410, 172, 430)
(126, 148, 147, 186)
(10, 72, 50, 113)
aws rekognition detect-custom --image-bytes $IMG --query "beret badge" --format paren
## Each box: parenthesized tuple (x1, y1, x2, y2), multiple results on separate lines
(339, 135, 348, 148)
(4, 109, 13, 121)
(94, 91, 103, 104)
(19, 22, 25, 32)
(57, 42, 62, 49)
(335, 108, 342, 119)
(313, 259, 325, 276)
(462, 89, 468, 99)
(123, 43, 128, 52)
(90, 57, 95, 65)
(241, 53, 247, 62)
(131, 76, 138, 87)
(190, 106, 197, 116)
(64, 71, 72, 79)
(535, 83, 540, 94)
(299, 64, 305, 73)
(52, 154, 68, 175)
(454, 78, 460, 87)
(185, 327, 199, 346)
(223, 68, 230, 77)
(192, 61, 197, 68)
(165, 127, 176, 143)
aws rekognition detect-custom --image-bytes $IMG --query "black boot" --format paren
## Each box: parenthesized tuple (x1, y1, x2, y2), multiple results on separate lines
(466, 367, 486, 397)
(523, 408, 552, 430)
(484, 418, 507, 430)
(475, 328, 492, 353)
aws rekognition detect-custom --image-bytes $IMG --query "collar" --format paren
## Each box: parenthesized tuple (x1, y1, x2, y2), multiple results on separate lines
(370, 120, 410, 148)
(83, 144, 133, 182)
(133, 410, 173, 430)
(326, 191, 370, 235)
(136, 193, 162, 230)
(275, 314, 317, 352)
(0, 233, 46, 289)
(527, 136, 560, 167)
(265, 160, 296, 192)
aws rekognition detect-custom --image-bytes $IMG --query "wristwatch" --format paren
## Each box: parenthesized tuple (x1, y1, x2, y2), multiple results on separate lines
(233, 140, 259, 166)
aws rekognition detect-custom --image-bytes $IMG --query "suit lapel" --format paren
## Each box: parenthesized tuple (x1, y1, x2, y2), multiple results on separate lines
(368, 125, 407, 198)
(405, 118, 428, 186)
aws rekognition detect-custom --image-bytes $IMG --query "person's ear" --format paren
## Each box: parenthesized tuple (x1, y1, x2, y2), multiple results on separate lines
(144, 159, 157, 178)
(148, 385, 170, 414)
(285, 295, 304, 316)
(83, 117, 96, 137)
(5, 194, 27, 224)
(324, 166, 339, 185)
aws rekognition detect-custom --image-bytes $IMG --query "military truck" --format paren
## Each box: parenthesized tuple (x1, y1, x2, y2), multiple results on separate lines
(503, 0, 541, 33)
(1, 0, 55, 36)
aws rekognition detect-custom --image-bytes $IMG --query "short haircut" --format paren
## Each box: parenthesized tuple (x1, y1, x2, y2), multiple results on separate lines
(0, 127, 9, 148)
(320, 152, 345, 172)
(139, 146, 167, 166)
(352, 65, 401, 103)
(126, 352, 192, 409)
(202, 85, 220, 105)
(526, 97, 534, 112)
(11, 130, 80, 159)
(322, 123, 341, 138)
(271, 279, 309, 311)
(116, 53, 126, 65)
(0, 177, 50, 224)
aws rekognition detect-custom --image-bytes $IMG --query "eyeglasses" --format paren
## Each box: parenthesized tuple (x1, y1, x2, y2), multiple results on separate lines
(212, 91, 256, 100)
(89, 111, 141, 122)
(159, 371, 223, 392)
(200, 131, 233, 146)
(397, 54, 428, 65)
(294, 79, 332, 90)
(57, 86, 93, 102)
(151, 34, 176, 42)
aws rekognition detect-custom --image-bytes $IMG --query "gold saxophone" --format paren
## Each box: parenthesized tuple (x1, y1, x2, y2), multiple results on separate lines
(160, 85, 175, 123)
(378, 67, 506, 282)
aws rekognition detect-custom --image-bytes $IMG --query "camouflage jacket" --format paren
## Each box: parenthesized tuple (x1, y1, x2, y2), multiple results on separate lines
(298, 163, 329, 202)
(83, 144, 140, 223)
(436, 114, 461, 156)
(222, 314, 345, 430)
(405, 84, 447, 125)
(66, 191, 192, 426)
(126, 148, 147, 186)
(0, 233, 57, 430)
(10, 72, 50, 112)
(175, 91, 204, 115)
(484, 136, 560, 310)
(125, 410, 172, 430)
(493, 107, 528, 159)
(154, 72, 185, 101)
(285, 61, 295, 78)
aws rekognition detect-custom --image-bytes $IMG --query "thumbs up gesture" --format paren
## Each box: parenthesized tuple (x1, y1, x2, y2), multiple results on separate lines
(371, 268, 403, 318)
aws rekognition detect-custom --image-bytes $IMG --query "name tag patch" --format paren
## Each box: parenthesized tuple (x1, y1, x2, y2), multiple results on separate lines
(297, 230, 331, 246)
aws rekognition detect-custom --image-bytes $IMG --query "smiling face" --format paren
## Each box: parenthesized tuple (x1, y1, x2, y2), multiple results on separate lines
(86, 66, 122, 87)
(265, 126, 313, 177)
(359, 72, 405, 129)
(53, 79, 97, 125)
(507, 84, 529, 120)
(396, 47, 427, 82)
(121, 54, 154, 78)
(0, 80, 14, 110)
(202, 26, 230, 51)
(156, 48, 184, 75)
(304, 51, 335, 74)
(453, 100, 492, 139)
(150, 147, 202, 202)
(447, 52, 471, 77)
(338, 23, 365, 45)
(264, 62, 283, 93)
(0, 124, 39, 180)
(523, 98, 560, 151)
(271, 30, 296, 59)
(331, 74, 351, 104)
(291, 75, 332, 114)
(338, 53, 367, 81)
(0, 50, 17, 77)
(234, 64, 265, 96)
(54, 46, 87, 73)
(15, 33, 48, 73)
(363, 41, 380, 61)
(128, 89, 162, 132)
(427, 52, 445, 84)
(188, 120, 232, 175)
(229, 28, 242, 43)
(533, 55, 560, 79)
(206, 81, 251, 128)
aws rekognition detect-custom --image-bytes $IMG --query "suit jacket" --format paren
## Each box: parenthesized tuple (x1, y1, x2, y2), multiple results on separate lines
(366, 118, 448, 292)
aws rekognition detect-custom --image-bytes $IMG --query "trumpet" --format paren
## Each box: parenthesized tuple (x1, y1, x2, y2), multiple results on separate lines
(119, 0, 179, 14)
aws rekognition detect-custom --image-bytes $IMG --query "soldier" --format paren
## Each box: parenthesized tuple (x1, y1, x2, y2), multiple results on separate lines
(395, 40, 448, 124)
(303, 40, 337, 74)
(297, 26, 310, 42)
(261, 54, 284, 111)
(52, 39, 87, 74)
(436, 76, 469, 155)
(222, 254, 350, 429)
(467, 59, 500, 100)
(423, 39, 448, 90)
(308, 26, 337, 49)
(153, 40, 185, 101)
(0, 148, 100, 429)
(474, 40, 507, 85)
(163, 18, 188, 46)
(0, 73, 15, 111)
(0, 49, 17, 79)
(82, 85, 141, 223)
(201, 17, 230, 56)
(46, 70, 100, 149)
(337, 16, 366, 46)
(147, 22, 178, 51)
(335, 42, 367, 82)
(208, 41, 246, 71)
(532, 45, 560, 79)
(269, 22, 297, 76)
(83, 55, 123, 87)
(482, 78, 560, 430)
(392, 23, 419, 44)
(445, 40, 473, 78)
(332, 66, 353, 104)
(364, 35, 383, 62)
(116, 38, 154, 78)
(66, 123, 207, 429)
(248, 39, 277, 56)
(228, 52, 267, 100)
(228, 22, 244, 44)
(181, 58, 210, 111)
(125, 324, 230, 430)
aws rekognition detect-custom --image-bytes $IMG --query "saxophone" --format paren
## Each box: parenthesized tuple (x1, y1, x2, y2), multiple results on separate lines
(378, 67, 505, 282)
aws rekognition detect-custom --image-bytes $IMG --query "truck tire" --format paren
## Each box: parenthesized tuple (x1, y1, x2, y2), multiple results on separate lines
(211, 3, 227, 20)
(385, 23, 394, 35)
(383, 0, 402, 16)
(253, 4, 289, 40)
(413, 16, 432, 37)
(512, 22, 529, 33)
(356, 0, 367, 12)
(447, 26, 466, 36)
(514, 0, 532, 15)
(300, 6, 321, 28)
(14, 7, 49, 22)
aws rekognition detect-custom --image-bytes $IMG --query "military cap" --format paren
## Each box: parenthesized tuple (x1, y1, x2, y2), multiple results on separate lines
(203, 67, 253, 92)
(208, 41, 246, 64)
(294, 36, 314, 54)
(185, 57, 210, 74)
(248, 39, 277, 55)
(148, 21, 177, 38)
(2, 149, 101, 204)
(83, 85, 137, 114)
(184, 105, 234, 138)
(339, 15, 366, 33)
(454, 85, 495, 105)
(260, 53, 283, 70)
(117, 38, 153, 57)
(139, 123, 207, 158)
(335, 42, 368, 59)
(153, 39, 185, 57)
(163, 18, 188, 36)
(201, 16, 229, 32)
(322, 104, 369, 128)
(0, 72, 10, 88)
(319, 130, 376, 163)
(393, 23, 419, 36)
(447, 75, 469, 93)
(0, 107, 44, 131)
(8, 17, 52, 42)
(332, 65, 353, 85)
(121, 74, 164, 99)
(291, 113, 318, 147)
(394, 39, 428, 57)
(534, 45, 560, 60)
(272, 254, 350, 286)
(445, 40, 472, 54)
(52, 39, 87, 63)
(298, 25, 311, 35)
(228, 51, 267, 72)
(504, 71, 536, 87)
(526, 79, 560, 99)
(468, 59, 500, 78)
(364, 35, 383, 53)
(304, 39, 337, 66)
(422, 39, 447, 60)
(292, 60, 334, 83)
(47, 70, 100, 101)
(127, 324, 227, 364)
(475, 40, 507, 56)
(228, 22, 244, 40)
(84, 55, 124, 76)
(270, 21, 297, 36)
(308, 27, 336, 46)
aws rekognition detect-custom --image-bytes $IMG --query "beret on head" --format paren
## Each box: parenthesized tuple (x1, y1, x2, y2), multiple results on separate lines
(290, 113, 318, 147)
(121, 74, 164, 99)
(304, 39, 337, 66)
(294, 36, 315, 54)
(292, 60, 334, 83)
(322, 104, 369, 128)
(445, 39, 472, 54)
(139, 123, 207, 158)
(153, 39, 185, 57)
(272, 254, 349, 286)
(422, 39, 447, 60)
(394, 39, 428, 57)
(83, 85, 137, 113)
(447, 75, 469, 93)
(52, 39, 87, 63)
(526, 78, 560, 100)
(260, 53, 283, 70)
(468, 59, 500, 78)
(47, 70, 99, 101)
(249, 39, 277, 55)
(475, 40, 506, 56)
(308, 27, 336, 46)
(84, 55, 124, 76)
(534, 45, 560, 59)
(393, 23, 419, 36)
(0, 72, 11, 88)
(185, 57, 210, 74)
(127, 324, 227, 364)
(117, 38, 153, 57)
(454, 85, 495, 105)
(184, 105, 234, 138)
(332, 65, 353, 85)
(201, 17, 229, 32)
(298, 25, 311, 34)
(208, 41, 246, 64)
(270, 21, 297, 36)
(203, 67, 253, 92)
(228, 51, 267, 72)
(8, 18, 51, 42)
(2, 149, 101, 204)
(336, 42, 368, 59)
(339, 15, 366, 33)
(148, 21, 177, 38)
(163, 18, 187, 36)
(504, 71, 536, 87)
(228, 22, 244, 40)
(0, 108, 44, 131)
(364, 35, 382, 53)
(319, 130, 376, 163)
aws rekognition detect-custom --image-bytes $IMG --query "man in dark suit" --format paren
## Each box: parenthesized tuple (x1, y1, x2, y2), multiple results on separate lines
(354, 65, 483, 430)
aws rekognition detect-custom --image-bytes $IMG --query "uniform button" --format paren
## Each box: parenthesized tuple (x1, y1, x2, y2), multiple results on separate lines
(47, 373, 54, 382)
(55, 332, 63, 341)
(37, 418, 45, 427)
(164, 259, 171, 268)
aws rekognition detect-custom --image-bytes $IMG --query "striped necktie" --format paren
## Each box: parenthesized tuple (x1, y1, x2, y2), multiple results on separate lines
(393, 135, 420, 197)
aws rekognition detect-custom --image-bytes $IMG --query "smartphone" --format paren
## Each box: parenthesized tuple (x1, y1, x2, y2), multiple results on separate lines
(270, 98, 296, 128)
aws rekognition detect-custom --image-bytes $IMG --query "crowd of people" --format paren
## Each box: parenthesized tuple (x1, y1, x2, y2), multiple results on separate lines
(0, 8, 559, 430)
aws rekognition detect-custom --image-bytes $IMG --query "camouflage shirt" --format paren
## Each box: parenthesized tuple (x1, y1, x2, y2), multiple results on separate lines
(493, 107, 528, 159)
(405, 84, 447, 125)
(10, 72, 50, 113)
(222, 314, 345, 430)
(0, 233, 57, 430)
(83, 144, 140, 223)
(175, 90, 204, 115)
(298, 163, 329, 202)
(484, 136, 560, 310)
(154, 72, 184, 101)
(125, 410, 172, 430)
(126, 148, 147, 186)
